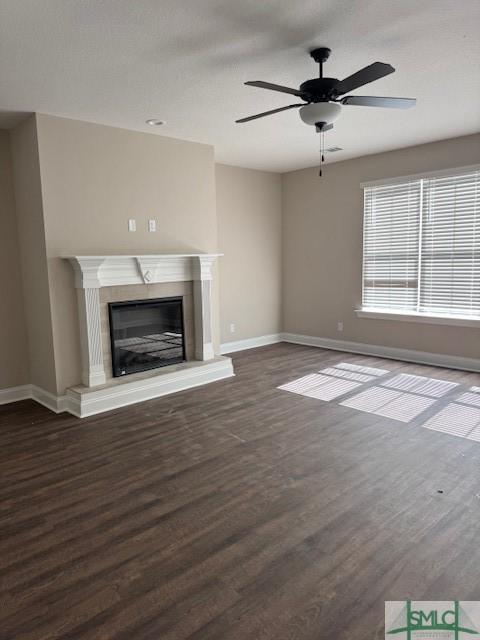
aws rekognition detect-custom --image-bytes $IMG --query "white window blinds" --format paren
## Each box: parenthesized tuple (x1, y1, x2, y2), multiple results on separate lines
(363, 180, 421, 310)
(362, 166, 480, 318)
(420, 171, 480, 316)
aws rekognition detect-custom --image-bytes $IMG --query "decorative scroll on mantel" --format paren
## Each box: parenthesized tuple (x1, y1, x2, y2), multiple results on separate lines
(65, 254, 222, 289)
(64, 254, 222, 388)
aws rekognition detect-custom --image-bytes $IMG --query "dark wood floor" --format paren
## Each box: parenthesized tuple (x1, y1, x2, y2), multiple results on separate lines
(1, 344, 480, 640)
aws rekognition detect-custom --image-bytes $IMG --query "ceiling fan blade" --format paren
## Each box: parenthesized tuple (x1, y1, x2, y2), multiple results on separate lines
(334, 62, 395, 95)
(235, 103, 304, 123)
(245, 80, 303, 97)
(340, 95, 416, 109)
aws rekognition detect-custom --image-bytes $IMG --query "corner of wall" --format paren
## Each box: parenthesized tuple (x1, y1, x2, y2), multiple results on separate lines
(215, 164, 283, 345)
(9, 114, 58, 395)
(0, 130, 30, 389)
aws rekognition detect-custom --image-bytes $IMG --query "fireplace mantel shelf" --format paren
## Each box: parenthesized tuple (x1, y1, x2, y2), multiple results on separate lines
(64, 253, 223, 258)
(65, 254, 223, 289)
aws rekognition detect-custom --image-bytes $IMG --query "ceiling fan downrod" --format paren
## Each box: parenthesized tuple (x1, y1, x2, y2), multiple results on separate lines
(309, 47, 331, 80)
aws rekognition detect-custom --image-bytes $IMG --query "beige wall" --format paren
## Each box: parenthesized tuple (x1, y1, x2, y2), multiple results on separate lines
(33, 114, 219, 394)
(282, 133, 480, 359)
(216, 164, 282, 343)
(0, 130, 29, 389)
(9, 117, 57, 392)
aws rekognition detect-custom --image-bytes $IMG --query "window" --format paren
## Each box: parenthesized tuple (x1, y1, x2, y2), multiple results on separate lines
(360, 165, 480, 323)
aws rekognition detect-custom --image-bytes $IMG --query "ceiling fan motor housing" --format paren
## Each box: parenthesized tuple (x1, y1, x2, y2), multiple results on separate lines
(299, 102, 342, 127)
(299, 78, 339, 101)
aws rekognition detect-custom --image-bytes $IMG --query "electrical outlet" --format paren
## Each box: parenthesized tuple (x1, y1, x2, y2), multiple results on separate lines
(128, 219, 136, 232)
(148, 219, 156, 232)
(337, 321, 344, 332)
(230, 323, 236, 334)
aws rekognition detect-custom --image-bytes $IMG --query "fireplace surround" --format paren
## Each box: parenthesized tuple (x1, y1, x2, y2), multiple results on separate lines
(63, 254, 234, 417)
(66, 253, 221, 386)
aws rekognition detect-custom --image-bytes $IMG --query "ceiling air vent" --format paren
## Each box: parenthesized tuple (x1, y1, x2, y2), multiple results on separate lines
(325, 146, 343, 153)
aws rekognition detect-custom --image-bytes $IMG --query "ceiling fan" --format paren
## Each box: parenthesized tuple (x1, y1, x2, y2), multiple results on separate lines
(236, 47, 416, 133)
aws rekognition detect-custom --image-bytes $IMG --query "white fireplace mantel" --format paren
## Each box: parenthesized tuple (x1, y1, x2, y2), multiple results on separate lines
(65, 254, 222, 387)
(67, 253, 222, 289)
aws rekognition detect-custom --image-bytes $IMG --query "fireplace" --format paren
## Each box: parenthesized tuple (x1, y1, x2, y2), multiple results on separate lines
(108, 297, 185, 377)
(64, 254, 233, 417)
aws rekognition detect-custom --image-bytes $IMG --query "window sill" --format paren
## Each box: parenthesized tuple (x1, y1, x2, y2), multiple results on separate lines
(355, 308, 480, 328)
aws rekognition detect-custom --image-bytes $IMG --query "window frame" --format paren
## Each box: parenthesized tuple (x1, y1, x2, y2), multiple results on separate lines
(358, 164, 480, 327)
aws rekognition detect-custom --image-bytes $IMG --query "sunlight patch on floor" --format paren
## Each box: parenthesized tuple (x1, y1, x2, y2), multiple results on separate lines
(334, 362, 389, 377)
(279, 362, 480, 442)
(318, 367, 375, 383)
(300, 378, 361, 401)
(455, 387, 480, 408)
(381, 373, 459, 398)
(423, 403, 480, 442)
(339, 387, 437, 423)
(278, 362, 391, 402)
(278, 372, 361, 401)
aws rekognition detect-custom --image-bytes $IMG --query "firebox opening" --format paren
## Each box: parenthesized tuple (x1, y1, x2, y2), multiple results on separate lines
(108, 297, 185, 377)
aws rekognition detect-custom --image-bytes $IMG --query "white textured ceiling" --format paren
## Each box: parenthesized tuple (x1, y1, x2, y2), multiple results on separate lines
(1, 0, 479, 172)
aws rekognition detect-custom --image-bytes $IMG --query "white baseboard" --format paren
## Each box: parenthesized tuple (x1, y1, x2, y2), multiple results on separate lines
(0, 384, 32, 405)
(0, 384, 67, 412)
(0, 384, 68, 412)
(281, 332, 480, 373)
(3, 331, 478, 417)
(220, 333, 281, 354)
(0, 358, 234, 418)
(30, 385, 68, 414)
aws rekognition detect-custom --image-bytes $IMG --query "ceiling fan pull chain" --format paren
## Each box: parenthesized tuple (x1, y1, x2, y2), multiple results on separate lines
(319, 131, 325, 177)
(319, 133, 322, 177)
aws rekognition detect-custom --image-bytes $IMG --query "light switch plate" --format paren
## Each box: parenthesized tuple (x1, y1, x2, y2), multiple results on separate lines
(128, 219, 136, 232)
(148, 219, 156, 232)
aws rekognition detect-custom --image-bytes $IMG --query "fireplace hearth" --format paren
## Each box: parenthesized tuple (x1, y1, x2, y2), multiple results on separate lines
(108, 297, 185, 377)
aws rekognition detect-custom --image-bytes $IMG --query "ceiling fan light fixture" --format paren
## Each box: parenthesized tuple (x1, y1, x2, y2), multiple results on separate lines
(299, 102, 341, 127)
